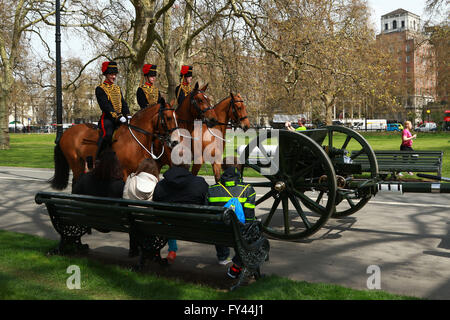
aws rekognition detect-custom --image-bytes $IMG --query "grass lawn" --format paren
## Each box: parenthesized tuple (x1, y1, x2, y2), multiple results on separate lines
(0, 132, 448, 177)
(0, 230, 417, 300)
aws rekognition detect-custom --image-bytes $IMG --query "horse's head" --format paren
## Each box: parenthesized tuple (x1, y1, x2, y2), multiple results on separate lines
(155, 98, 179, 148)
(229, 92, 250, 132)
(190, 82, 217, 128)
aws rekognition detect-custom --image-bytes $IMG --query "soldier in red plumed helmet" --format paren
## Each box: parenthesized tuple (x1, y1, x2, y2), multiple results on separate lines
(175, 65, 193, 107)
(136, 64, 163, 109)
(95, 61, 130, 158)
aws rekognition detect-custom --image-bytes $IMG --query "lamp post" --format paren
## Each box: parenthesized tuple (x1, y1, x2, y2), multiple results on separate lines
(55, 0, 63, 143)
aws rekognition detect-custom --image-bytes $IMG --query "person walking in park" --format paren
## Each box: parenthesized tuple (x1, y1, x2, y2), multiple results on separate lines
(175, 65, 193, 107)
(95, 61, 130, 158)
(399, 120, 417, 176)
(136, 64, 164, 109)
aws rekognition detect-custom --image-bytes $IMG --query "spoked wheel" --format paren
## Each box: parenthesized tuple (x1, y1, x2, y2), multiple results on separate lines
(306, 126, 379, 218)
(240, 130, 337, 240)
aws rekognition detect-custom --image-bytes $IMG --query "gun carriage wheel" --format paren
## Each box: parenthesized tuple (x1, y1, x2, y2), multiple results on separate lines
(240, 130, 337, 240)
(309, 126, 379, 218)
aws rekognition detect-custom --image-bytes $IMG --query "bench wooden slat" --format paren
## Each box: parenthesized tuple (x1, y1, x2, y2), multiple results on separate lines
(35, 191, 270, 290)
(350, 150, 443, 175)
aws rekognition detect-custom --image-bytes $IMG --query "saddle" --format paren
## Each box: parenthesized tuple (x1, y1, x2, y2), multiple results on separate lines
(81, 123, 119, 145)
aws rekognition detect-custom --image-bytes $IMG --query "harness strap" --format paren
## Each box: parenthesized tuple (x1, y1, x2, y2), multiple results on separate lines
(218, 182, 249, 199)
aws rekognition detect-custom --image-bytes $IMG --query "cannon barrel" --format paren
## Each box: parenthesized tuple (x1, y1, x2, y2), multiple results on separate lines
(416, 173, 450, 182)
(377, 182, 450, 194)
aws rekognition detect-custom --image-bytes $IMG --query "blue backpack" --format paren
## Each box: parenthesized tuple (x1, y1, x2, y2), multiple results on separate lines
(218, 182, 249, 224)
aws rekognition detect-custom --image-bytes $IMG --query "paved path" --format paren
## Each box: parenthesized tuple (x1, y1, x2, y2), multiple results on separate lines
(0, 166, 449, 299)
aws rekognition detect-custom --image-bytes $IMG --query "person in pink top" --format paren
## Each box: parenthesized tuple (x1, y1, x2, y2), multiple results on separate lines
(399, 120, 417, 176)
(401, 120, 417, 151)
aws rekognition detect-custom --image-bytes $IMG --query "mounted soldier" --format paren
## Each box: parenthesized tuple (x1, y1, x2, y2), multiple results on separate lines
(95, 61, 131, 158)
(175, 65, 193, 107)
(136, 64, 163, 109)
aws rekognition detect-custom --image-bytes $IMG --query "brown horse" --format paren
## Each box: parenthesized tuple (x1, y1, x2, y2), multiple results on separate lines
(156, 82, 218, 168)
(191, 92, 251, 181)
(50, 99, 180, 190)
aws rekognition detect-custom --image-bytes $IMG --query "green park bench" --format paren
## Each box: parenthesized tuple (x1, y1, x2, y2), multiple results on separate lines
(35, 191, 270, 290)
(351, 150, 444, 179)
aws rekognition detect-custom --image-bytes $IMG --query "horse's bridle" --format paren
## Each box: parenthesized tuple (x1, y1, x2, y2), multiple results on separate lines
(155, 105, 179, 145)
(190, 90, 216, 119)
(127, 104, 179, 154)
(230, 94, 248, 126)
(215, 94, 248, 128)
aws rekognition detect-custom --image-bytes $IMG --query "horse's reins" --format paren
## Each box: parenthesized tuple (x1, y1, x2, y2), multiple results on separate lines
(127, 106, 179, 160)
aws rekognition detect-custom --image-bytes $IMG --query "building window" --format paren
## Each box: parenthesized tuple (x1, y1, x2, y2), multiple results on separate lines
(406, 55, 410, 63)
(393, 20, 397, 29)
(406, 66, 410, 73)
(401, 21, 405, 28)
(413, 20, 416, 30)
(406, 44, 410, 52)
(385, 23, 388, 30)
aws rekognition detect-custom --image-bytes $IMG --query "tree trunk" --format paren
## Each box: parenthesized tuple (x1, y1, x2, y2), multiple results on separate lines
(125, 61, 141, 113)
(0, 88, 11, 149)
(321, 93, 334, 126)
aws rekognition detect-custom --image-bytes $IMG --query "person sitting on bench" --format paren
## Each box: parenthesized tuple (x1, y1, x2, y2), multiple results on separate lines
(72, 148, 125, 198)
(152, 161, 209, 263)
(207, 156, 256, 279)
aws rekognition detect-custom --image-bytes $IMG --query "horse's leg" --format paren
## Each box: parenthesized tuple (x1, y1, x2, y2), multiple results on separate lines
(191, 162, 203, 176)
(212, 162, 221, 183)
(191, 146, 203, 176)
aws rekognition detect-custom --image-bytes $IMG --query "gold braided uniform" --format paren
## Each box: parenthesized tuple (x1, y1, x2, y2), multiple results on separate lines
(140, 84, 159, 107)
(99, 82, 123, 118)
(175, 82, 192, 107)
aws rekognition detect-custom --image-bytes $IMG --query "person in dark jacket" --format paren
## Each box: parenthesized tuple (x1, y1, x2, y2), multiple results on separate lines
(153, 163, 209, 205)
(207, 157, 256, 279)
(95, 61, 131, 158)
(152, 162, 209, 262)
(72, 148, 125, 198)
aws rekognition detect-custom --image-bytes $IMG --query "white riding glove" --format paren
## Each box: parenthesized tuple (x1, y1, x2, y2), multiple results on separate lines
(119, 116, 127, 123)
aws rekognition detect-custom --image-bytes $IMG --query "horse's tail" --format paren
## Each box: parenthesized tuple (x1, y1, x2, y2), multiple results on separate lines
(49, 142, 70, 190)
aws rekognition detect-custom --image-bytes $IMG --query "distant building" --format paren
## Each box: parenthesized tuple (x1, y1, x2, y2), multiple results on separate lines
(376, 8, 437, 121)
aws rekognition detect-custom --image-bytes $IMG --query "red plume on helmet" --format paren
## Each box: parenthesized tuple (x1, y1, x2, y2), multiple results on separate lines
(142, 64, 157, 76)
(102, 62, 110, 74)
(180, 65, 192, 77)
(102, 61, 118, 75)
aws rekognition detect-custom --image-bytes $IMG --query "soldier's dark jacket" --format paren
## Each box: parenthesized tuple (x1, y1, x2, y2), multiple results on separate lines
(95, 82, 130, 121)
(207, 167, 256, 222)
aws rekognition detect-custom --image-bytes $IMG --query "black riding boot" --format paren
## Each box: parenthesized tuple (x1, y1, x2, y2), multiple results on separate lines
(96, 136, 112, 159)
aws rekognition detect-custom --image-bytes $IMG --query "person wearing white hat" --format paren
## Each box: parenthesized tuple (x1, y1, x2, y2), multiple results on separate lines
(123, 169, 159, 201)
(123, 158, 160, 258)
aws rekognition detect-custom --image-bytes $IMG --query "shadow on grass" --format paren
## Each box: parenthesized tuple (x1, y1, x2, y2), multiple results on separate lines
(0, 230, 418, 300)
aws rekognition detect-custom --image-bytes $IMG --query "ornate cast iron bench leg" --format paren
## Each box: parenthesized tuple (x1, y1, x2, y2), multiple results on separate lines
(48, 225, 90, 255)
(132, 231, 168, 271)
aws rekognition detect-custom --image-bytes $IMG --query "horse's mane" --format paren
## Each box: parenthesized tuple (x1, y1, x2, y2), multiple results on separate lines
(216, 95, 230, 105)
(132, 103, 162, 122)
